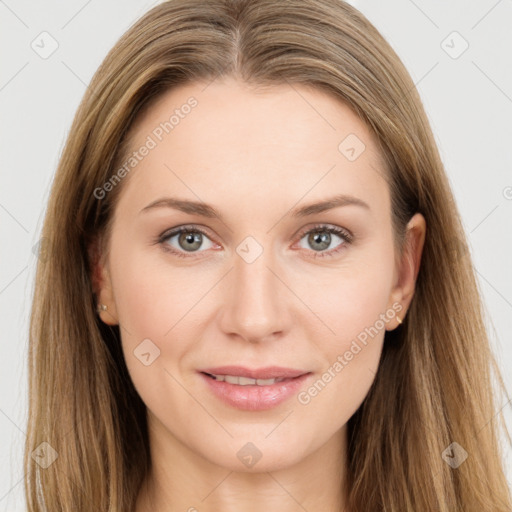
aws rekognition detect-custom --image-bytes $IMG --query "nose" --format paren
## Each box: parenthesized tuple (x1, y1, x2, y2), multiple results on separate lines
(217, 240, 292, 344)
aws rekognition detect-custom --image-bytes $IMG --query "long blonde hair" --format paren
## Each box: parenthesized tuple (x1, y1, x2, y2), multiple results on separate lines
(25, 0, 511, 510)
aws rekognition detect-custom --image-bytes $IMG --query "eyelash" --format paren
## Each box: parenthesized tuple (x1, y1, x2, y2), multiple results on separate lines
(155, 223, 353, 260)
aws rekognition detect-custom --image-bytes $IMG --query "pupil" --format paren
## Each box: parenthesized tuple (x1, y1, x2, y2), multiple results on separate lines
(310, 231, 330, 251)
(180, 232, 202, 251)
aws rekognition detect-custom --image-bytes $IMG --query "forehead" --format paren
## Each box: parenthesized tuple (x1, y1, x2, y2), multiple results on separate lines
(115, 77, 389, 219)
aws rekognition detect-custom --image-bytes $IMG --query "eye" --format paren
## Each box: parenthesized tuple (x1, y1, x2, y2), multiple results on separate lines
(157, 225, 217, 258)
(295, 224, 353, 259)
(156, 223, 353, 260)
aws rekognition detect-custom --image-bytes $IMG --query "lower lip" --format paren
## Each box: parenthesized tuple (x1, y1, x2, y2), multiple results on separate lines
(199, 372, 312, 411)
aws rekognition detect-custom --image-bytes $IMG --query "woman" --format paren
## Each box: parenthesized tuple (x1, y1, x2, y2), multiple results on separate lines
(24, 0, 511, 510)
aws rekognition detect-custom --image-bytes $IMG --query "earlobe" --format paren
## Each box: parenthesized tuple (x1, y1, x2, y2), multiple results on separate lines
(96, 302, 119, 326)
(88, 237, 119, 326)
(96, 272, 119, 326)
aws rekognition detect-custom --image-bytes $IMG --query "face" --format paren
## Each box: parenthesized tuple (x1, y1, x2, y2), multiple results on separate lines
(96, 76, 423, 472)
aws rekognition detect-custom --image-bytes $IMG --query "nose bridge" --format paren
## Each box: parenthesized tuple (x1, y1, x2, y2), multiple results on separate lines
(219, 236, 289, 342)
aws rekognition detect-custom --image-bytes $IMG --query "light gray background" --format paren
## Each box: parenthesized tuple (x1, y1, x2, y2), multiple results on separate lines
(1, 0, 511, 509)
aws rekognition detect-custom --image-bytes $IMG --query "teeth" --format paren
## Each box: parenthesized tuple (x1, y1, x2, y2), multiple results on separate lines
(238, 376, 257, 385)
(209, 374, 285, 386)
(257, 378, 278, 385)
(225, 375, 241, 384)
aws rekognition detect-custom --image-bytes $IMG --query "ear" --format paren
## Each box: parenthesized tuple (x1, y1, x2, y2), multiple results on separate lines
(386, 212, 426, 330)
(88, 235, 119, 326)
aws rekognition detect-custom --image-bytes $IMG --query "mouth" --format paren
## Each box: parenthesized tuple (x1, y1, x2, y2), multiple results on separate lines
(202, 373, 291, 386)
(198, 366, 312, 411)
(199, 365, 309, 380)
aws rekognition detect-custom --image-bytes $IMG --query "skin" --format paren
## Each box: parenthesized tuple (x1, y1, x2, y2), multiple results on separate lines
(94, 76, 426, 512)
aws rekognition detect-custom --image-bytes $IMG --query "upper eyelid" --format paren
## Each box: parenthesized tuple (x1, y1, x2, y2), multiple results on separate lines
(295, 223, 352, 239)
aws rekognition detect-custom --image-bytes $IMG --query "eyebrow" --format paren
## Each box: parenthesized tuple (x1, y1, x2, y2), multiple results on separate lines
(139, 193, 370, 220)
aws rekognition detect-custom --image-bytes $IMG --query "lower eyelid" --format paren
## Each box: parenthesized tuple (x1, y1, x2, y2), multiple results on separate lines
(295, 233, 349, 258)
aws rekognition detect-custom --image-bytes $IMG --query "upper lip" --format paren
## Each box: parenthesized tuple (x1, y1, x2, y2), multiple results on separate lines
(199, 366, 309, 380)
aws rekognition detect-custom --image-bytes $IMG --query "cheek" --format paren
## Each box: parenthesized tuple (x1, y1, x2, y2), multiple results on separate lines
(296, 339, 384, 433)
(294, 265, 393, 421)
(293, 246, 394, 415)
(110, 239, 209, 339)
(108, 241, 199, 381)
(108, 246, 205, 426)
(299, 247, 395, 350)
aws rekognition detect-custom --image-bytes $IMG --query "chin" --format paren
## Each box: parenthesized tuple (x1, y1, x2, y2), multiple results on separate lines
(194, 434, 312, 473)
